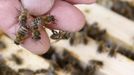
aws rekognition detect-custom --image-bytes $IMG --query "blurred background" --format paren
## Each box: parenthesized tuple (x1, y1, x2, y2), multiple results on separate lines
(0, 0, 134, 75)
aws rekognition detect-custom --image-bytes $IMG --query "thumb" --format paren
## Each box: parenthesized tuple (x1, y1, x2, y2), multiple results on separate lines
(21, 0, 55, 16)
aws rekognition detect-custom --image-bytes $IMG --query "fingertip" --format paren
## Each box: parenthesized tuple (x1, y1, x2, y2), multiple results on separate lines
(21, 30, 50, 55)
(21, 0, 55, 16)
(22, 39, 50, 55)
(47, 0, 86, 32)
(6, 23, 50, 55)
(65, 0, 96, 4)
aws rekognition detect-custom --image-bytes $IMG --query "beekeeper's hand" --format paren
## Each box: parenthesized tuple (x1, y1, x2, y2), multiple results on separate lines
(0, 0, 95, 54)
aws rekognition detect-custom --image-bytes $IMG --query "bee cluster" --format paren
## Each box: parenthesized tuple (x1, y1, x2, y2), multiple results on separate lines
(14, 2, 71, 45)
(97, 0, 134, 21)
(41, 47, 104, 75)
(0, 53, 57, 75)
(69, 22, 134, 60)
(111, 0, 134, 21)
(0, 46, 103, 75)
(0, 62, 57, 75)
(69, 22, 106, 46)
(0, 55, 19, 75)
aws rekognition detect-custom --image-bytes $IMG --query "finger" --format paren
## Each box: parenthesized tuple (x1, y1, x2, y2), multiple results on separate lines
(22, 29, 50, 55)
(46, 0, 86, 32)
(21, 0, 55, 16)
(0, 0, 50, 54)
(6, 23, 50, 55)
(0, 0, 20, 32)
(64, 0, 96, 4)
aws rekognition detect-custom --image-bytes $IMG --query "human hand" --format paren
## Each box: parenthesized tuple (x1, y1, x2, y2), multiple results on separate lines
(0, 0, 95, 54)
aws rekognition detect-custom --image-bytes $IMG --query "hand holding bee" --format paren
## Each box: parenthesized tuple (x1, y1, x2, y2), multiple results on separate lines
(0, 0, 95, 54)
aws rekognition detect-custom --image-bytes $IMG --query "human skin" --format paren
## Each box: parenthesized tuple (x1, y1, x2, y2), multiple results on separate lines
(0, 0, 95, 54)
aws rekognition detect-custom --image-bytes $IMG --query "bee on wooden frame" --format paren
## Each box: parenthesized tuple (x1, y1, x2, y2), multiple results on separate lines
(0, 40, 6, 50)
(111, 0, 134, 20)
(117, 47, 134, 61)
(34, 69, 47, 74)
(11, 54, 23, 65)
(97, 41, 110, 53)
(89, 59, 104, 68)
(97, 40, 119, 57)
(69, 32, 90, 46)
(49, 66, 58, 75)
(108, 45, 119, 57)
(18, 69, 34, 75)
(84, 60, 104, 75)
(86, 22, 107, 41)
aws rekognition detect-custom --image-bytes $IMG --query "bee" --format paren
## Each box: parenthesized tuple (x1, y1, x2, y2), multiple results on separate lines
(117, 47, 134, 61)
(69, 33, 76, 45)
(17, 1, 29, 29)
(108, 45, 119, 57)
(34, 69, 47, 74)
(41, 46, 56, 60)
(50, 30, 71, 41)
(97, 41, 111, 53)
(30, 17, 42, 41)
(46, 66, 57, 75)
(102, 40, 118, 57)
(11, 54, 23, 65)
(42, 15, 56, 25)
(14, 2, 29, 45)
(69, 32, 89, 46)
(97, 42, 105, 53)
(84, 60, 104, 75)
(90, 60, 104, 68)
(84, 65, 96, 75)
(18, 69, 34, 75)
(14, 26, 29, 45)
(18, 9, 28, 27)
(58, 49, 82, 71)
(62, 49, 80, 66)
(0, 58, 19, 75)
(86, 22, 107, 41)
(0, 41, 6, 50)
(111, 1, 134, 20)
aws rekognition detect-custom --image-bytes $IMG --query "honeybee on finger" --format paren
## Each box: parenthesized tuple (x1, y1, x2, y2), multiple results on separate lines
(18, 9, 28, 26)
(14, 1, 30, 45)
(17, 1, 29, 29)
(42, 15, 56, 25)
(14, 26, 29, 45)
(30, 17, 42, 41)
